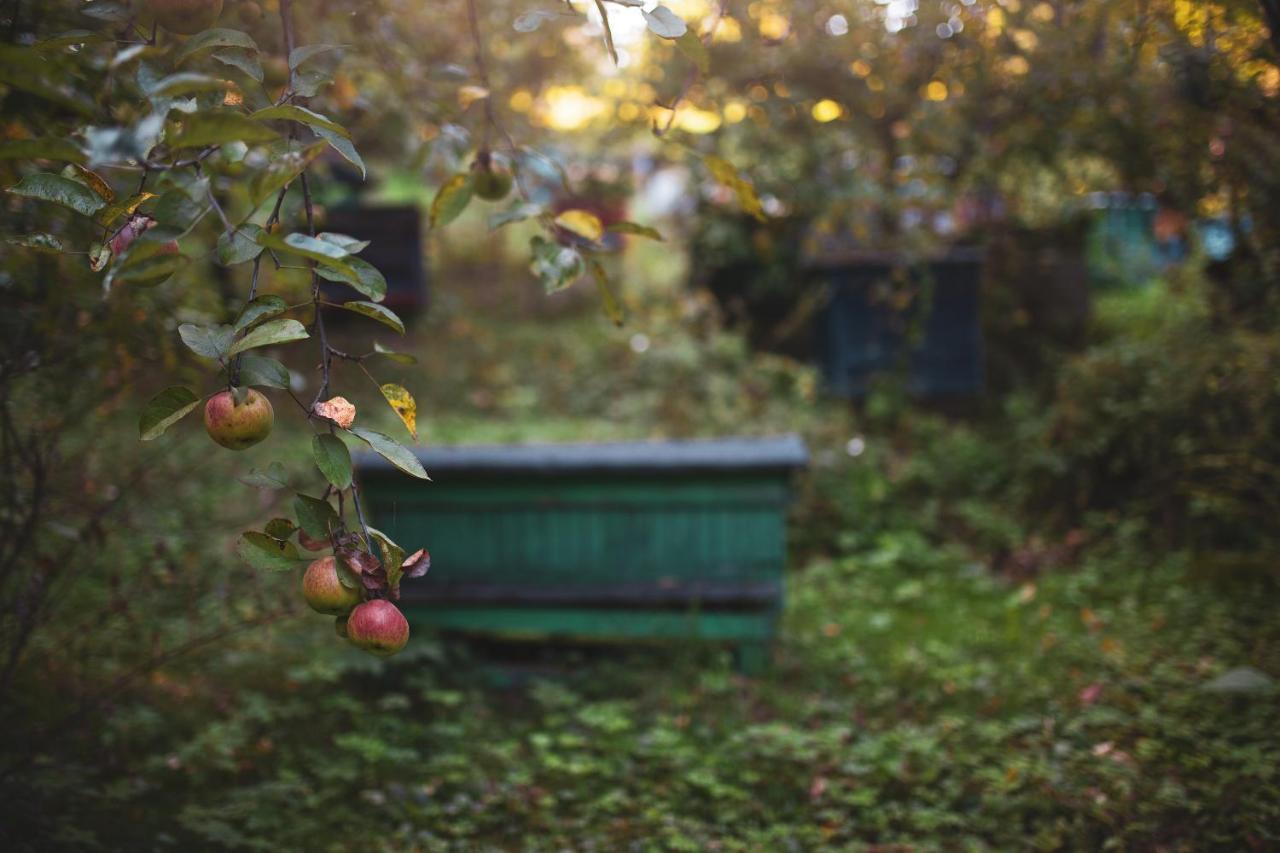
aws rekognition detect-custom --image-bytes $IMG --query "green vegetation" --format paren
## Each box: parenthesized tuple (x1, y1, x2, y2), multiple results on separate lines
(3, 1, 1278, 848)
(4, 274, 1277, 849)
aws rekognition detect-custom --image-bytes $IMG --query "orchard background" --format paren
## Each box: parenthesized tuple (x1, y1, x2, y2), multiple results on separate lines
(1, 0, 1279, 848)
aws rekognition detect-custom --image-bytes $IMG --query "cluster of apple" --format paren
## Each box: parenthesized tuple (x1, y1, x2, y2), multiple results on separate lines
(301, 554, 410, 657)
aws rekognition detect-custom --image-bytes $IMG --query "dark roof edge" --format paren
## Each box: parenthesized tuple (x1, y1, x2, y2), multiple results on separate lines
(356, 434, 810, 474)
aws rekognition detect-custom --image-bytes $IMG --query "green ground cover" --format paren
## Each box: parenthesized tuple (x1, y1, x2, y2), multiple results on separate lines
(3, 275, 1277, 850)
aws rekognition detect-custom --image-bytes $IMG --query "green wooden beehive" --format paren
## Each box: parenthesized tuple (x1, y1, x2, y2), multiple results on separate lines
(356, 435, 808, 671)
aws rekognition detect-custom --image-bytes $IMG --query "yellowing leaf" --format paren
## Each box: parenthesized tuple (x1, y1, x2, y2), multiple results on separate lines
(457, 85, 490, 109)
(430, 173, 473, 227)
(702, 154, 767, 222)
(554, 209, 604, 242)
(315, 396, 356, 428)
(589, 258, 624, 327)
(379, 383, 417, 440)
(72, 164, 115, 204)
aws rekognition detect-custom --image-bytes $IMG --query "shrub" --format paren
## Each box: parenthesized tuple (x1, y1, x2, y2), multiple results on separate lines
(1019, 278, 1280, 554)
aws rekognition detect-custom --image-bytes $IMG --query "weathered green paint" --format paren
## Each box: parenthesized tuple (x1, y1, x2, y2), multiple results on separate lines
(403, 606, 778, 642)
(363, 474, 789, 592)
(357, 439, 803, 673)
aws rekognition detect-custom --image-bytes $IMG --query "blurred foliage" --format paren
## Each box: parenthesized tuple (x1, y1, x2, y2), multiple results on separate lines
(3, 0, 1279, 848)
(6, 254, 1279, 846)
(4, 490, 1277, 848)
(683, 0, 1280, 360)
(1016, 271, 1280, 554)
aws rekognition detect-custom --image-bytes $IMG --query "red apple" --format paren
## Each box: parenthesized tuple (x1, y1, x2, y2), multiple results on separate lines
(346, 600, 410, 657)
(203, 389, 273, 450)
(302, 556, 363, 616)
(145, 0, 224, 35)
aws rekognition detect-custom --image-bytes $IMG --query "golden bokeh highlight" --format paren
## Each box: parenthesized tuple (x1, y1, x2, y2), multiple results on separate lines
(811, 99, 842, 123)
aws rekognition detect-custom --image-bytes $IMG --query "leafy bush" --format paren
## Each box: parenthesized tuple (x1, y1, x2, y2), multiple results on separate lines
(1018, 277, 1280, 554)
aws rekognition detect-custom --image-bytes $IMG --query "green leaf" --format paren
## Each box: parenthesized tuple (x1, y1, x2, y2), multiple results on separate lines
(314, 127, 366, 179)
(212, 47, 263, 83)
(372, 341, 417, 365)
(489, 203, 544, 230)
(608, 220, 664, 241)
(313, 433, 353, 490)
(7, 233, 66, 253)
(79, 1, 133, 22)
(8, 173, 106, 217)
(0, 45, 95, 115)
(107, 253, 185, 288)
(90, 242, 111, 272)
(643, 6, 688, 38)
(334, 557, 361, 590)
(240, 461, 289, 489)
(233, 294, 288, 332)
(238, 354, 291, 389)
(110, 44, 156, 69)
(248, 141, 325, 205)
(289, 43, 345, 70)
(169, 110, 279, 149)
(264, 517, 296, 540)
(109, 224, 184, 266)
(513, 10, 563, 32)
(228, 318, 309, 357)
(430, 173, 473, 227)
(529, 235, 584, 294)
(337, 301, 404, 334)
(175, 28, 260, 64)
(256, 232, 357, 278)
(139, 386, 201, 440)
(178, 323, 234, 360)
(315, 256, 387, 302)
(145, 72, 232, 98)
(368, 527, 405, 569)
(317, 232, 370, 254)
(217, 223, 265, 265)
(236, 531, 304, 572)
(349, 427, 429, 480)
(283, 44, 342, 96)
(35, 30, 107, 51)
(589, 258, 624, 327)
(251, 104, 351, 139)
(0, 138, 85, 163)
(149, 190, 203, 229)
(368, 527, 407, 593)
(294, 493, 339, 539)
(675, 30, 709, 75)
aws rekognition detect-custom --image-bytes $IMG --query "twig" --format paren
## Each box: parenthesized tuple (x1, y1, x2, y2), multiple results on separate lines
(465, 0, 533, 200)
(654, 0, 730, 138)
(277, 0, 369, 547)
(230, 184, 291, 387)
(196, 162, 233, 233)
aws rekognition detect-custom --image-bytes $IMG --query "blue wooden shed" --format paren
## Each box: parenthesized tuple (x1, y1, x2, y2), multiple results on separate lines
(810, 248, 985, 397)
